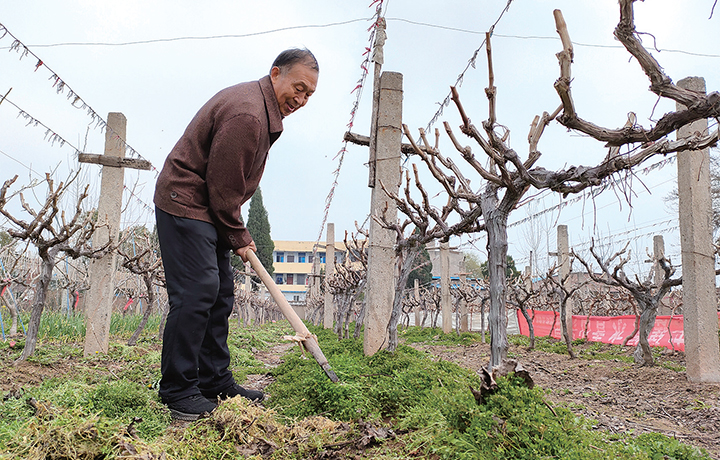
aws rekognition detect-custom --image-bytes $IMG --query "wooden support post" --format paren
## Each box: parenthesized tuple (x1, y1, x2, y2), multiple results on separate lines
(441, 242, 452, 333)
(676, 77, 720, 383)
(81, 113, 148, 356)
(323, 223, 335, 329)
(364, 71, 403, 356)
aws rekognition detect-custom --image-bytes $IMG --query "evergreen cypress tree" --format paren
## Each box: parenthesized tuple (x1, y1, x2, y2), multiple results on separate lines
(246, 187, 274, 276)
(481, 255, 520, 281)
(406, 229, 433, 289)
(406, 243, 433, 289)
(229, 215, 245, 275)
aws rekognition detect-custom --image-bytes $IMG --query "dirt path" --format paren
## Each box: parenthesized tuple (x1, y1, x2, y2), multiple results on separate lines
(411, 340, 720, 459)
(244, 341, 295, 395)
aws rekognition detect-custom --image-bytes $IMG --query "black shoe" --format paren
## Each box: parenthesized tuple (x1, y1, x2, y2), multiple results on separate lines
(203, 383, 264, 402)
(165, 394, 217, 421)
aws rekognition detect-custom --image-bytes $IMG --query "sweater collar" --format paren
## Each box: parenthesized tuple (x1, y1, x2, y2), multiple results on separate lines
(259, 75, 284, 134)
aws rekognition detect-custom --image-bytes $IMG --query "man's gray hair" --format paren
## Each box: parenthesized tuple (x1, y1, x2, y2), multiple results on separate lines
(271, 48, 319, 73)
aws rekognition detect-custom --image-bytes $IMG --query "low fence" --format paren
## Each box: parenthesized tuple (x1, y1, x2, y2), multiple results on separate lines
(517, 310, 720, 352)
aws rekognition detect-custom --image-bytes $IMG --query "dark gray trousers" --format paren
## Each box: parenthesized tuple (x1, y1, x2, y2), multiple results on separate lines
(155, 207, 235, 403)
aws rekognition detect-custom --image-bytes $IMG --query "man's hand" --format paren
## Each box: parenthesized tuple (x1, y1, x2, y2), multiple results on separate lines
(235, 241, 257, 263)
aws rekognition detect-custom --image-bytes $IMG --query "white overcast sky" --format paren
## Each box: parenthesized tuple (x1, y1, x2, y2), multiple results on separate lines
(1, 1, 718, 276)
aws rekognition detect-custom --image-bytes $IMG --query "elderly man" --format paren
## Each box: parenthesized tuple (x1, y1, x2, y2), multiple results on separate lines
(154, 48, 319, 421)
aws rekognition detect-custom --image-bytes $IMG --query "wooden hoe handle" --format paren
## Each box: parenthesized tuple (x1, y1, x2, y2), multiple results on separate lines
(246, 250, 339, 382)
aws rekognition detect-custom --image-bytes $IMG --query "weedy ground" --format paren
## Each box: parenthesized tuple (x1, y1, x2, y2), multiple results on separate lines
(0, 312, 714, 459)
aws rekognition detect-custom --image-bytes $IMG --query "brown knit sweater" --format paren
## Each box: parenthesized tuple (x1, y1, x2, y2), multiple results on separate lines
(154, 75, 283, 250)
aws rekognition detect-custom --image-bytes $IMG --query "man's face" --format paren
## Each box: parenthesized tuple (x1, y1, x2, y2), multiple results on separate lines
(270, 63, 318, 117)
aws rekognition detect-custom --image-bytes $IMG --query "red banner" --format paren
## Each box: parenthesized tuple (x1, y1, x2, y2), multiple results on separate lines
(517, 310, 720, 352)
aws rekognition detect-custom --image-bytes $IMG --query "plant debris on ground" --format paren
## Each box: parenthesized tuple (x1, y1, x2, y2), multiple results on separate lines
(0, 313, 716, 459)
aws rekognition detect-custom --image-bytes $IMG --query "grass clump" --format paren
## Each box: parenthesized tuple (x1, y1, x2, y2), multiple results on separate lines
(12, 311, 164, 341)
(268, 325, 711, 460)
(87, 380, 170, 439)
(427, 375, 710, 459)
(1, 405, 129, 460)
(268, 325, 483, 422)
(159, 397, 349, 459)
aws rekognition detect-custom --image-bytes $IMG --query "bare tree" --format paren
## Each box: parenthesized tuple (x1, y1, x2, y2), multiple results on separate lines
(371, 2, 719, 368)
(573, 240, 682, 365)
(400, 286, 420, 329)
(303, 291, 323, 328)
(327, 229, 368, 340)
(0, 238, 36, 336)
(545, 263, 590, 359)
(54, 258, 90, 314)
(506, 272, 540, 348)
(404, 284, 436, 330)
(451, 277, 484, 334)
(575, 287, 610, 339)
(0, 172, 113, 361)
(664, 290, 683, 353)
(117, 228, 166, 346)
(377, 209, 436, 352)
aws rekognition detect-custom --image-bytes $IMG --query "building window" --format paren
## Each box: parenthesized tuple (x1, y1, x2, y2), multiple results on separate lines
(275, 274, 284, 284)
(298, 252, 306, 263)
(319, 252, 326, 263)
(276, 252, 284, 263)
(287, 274, 294, 285)
(308, 254, 314, 263)
(287, 254, 295, 263)
(297, 274, 306, 285)
(293, 295, 300, 302)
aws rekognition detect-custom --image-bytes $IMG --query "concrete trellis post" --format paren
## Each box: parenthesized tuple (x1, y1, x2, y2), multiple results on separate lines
(310, 251, 321, 298)
(323, 223, 335, 329)
(524, 266, 532, 291)
(81, 113, 150, 356)
(459, 273, 468, 332)
(651, 236, 665, 285)
(556, 225, 571, 334)
(364, 71, 403, 356)
(649, 235, 670, 315)
(414, 278, 421, 327)
(440, 242, 452, 333)
(675, 77, 720, 383)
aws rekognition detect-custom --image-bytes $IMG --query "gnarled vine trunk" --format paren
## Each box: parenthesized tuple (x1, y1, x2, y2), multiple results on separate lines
(127, 273, 155, 346)
(18, 246, 59, 362)
(482, 190, 509, 368)
(387, 246, 420, 352)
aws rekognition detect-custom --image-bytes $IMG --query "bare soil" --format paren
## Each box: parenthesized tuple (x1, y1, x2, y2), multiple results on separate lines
(410, 339, 720, 459)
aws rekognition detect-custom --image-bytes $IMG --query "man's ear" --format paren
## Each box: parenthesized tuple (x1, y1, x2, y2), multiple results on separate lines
(270, 66, 281, 81)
